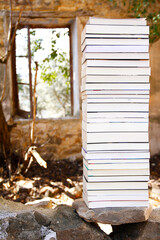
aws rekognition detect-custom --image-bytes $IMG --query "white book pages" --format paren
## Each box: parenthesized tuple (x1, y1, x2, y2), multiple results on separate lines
(82, 141, 149, 151)
(85, 45, 149, 53)
(82, 67, 151, 77)
(83, 166, 149, 176)
(82, 121, 148, 132)
(82, 38, 149, 51)
(83, 178, 149, 190)
(87, 18, 147, 26)
(84, 162, 149, 170)
(82, 98, 149, 103)
(82, 130, 149, 143)
(82, 111, 149, 119)
(82, 90, 150, 95)
(84, 170, 149, 182)
(82, 102, 149, 112)
(81, 83, 150, 91)
(82, 116, 149, 123)
(83, 197, 149, 208)
(82, 52, 149, 62)
(82, 75, 150, 84)
(83, 158, 149, 164)
(82, 149, 150, 159)
(85, 25, 149, 35)
(82, 59, 150, 67)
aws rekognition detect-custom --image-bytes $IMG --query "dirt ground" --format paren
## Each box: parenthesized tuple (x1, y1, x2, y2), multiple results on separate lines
(1, 153, 160, 206)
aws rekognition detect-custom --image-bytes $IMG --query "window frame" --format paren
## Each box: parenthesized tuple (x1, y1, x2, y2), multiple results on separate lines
(11, 24, 74, 119)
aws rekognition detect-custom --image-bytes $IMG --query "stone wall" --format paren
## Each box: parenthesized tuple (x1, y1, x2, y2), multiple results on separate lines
(10, 118, 82, 161)
(149, 40, 160, 155)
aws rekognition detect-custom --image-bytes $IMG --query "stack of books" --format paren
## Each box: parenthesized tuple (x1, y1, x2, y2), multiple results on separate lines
(81, 17, 150, 208)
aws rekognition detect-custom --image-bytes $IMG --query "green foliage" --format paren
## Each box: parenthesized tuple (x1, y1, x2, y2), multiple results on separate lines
(31, 38, 44, 56)
(127, 0, 160, 42)
(109, 0, 160, 43)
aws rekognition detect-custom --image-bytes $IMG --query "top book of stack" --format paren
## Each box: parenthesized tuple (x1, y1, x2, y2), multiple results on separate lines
(81, 18, 149, 63)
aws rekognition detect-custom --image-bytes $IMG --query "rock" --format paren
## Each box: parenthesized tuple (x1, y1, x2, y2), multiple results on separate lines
(110, 206, 160, 240)
(73, 199, 152, 225)
(34, 211, 51, 226)
(7, 212, 42, 240)
(0, 197, 32, 220)
(48, 205, 111, 240)
(0, 198, 111, 240)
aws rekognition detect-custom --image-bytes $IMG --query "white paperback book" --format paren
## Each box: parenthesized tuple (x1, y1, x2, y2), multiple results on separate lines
(83, 162, 149, 171)
(82, 121, 148, 132)
(83, 193, 149, 208)
(82, 59, 150, 67)
(87, 17, 147, 25)
(82, 111, 149, 119)
(84, 45, 149, 53)
(82, 130, 149, 143)
(81, 83, 150, 91)
(82, 24, 149, 35)
(82, 90, 150, 95)
(83, 165, 150, 176)
(82, 148, 150, 159)
(81, 34, 149, 45)
(82, 102, 149, 112)
(82, 141, 149, 151)
(81, 39, 149, 51)
(83, 177, 148, 190)
(82, 52, 149, 62)
(82, 75, 150, 84)
(82, 66, 151, 77)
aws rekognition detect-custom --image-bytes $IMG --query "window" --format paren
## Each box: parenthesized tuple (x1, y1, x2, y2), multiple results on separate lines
(11, 21, 80, 119)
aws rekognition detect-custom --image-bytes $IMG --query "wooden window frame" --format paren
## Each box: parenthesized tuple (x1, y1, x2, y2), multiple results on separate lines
(11, 24, 74, 119)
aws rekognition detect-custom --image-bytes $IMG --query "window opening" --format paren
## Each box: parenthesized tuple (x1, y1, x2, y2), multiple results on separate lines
(15, 27, 71, 119)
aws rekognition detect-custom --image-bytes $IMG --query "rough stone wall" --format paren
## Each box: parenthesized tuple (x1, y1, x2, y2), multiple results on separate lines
(149, 40, 160, 155)
(11, 118, 82, 161)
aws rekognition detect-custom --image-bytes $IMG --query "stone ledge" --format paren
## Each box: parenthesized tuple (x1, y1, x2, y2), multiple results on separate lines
(73, 198, 152, 225)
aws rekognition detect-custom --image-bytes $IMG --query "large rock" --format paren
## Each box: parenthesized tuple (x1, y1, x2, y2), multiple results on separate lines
(0, 198, 111, 240)
(48, 205, 111, 240)
(73, 199, 152, 225)
(110, 206, 160, 240)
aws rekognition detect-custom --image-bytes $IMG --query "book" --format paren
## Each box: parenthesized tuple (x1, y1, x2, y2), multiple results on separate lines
(82, 141, 149, 151)
(82, 102, 149, 112)
(87, 18, 147, 26)
(83, 165, 150, 176)
(82, 130, 149, 143)
(82, 149, 150, 159)
(82, 112, 149, 121)
(82, 120, 148, 132)
(83, 193, 149, 208)
(82, 90, 150, 95)
(82, 116, 149, 123)
(82, 38, 149, 51)
(83, 170, 149, 182)
(81, 75, 150, 84)
(82, 59, 150, 67)
(83, 160, 149, 170)
(82, 24, 149, 36)
(82, 66, 151, 77)
(83, 158, 149, 164)
(83, 177, 148, 190)
(82, 97, 149, 103)
(84, 193, 149, 201)
(82, 52, 149, 62)
(84, 45, 149, 53)
(81, 83, 150, 92)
